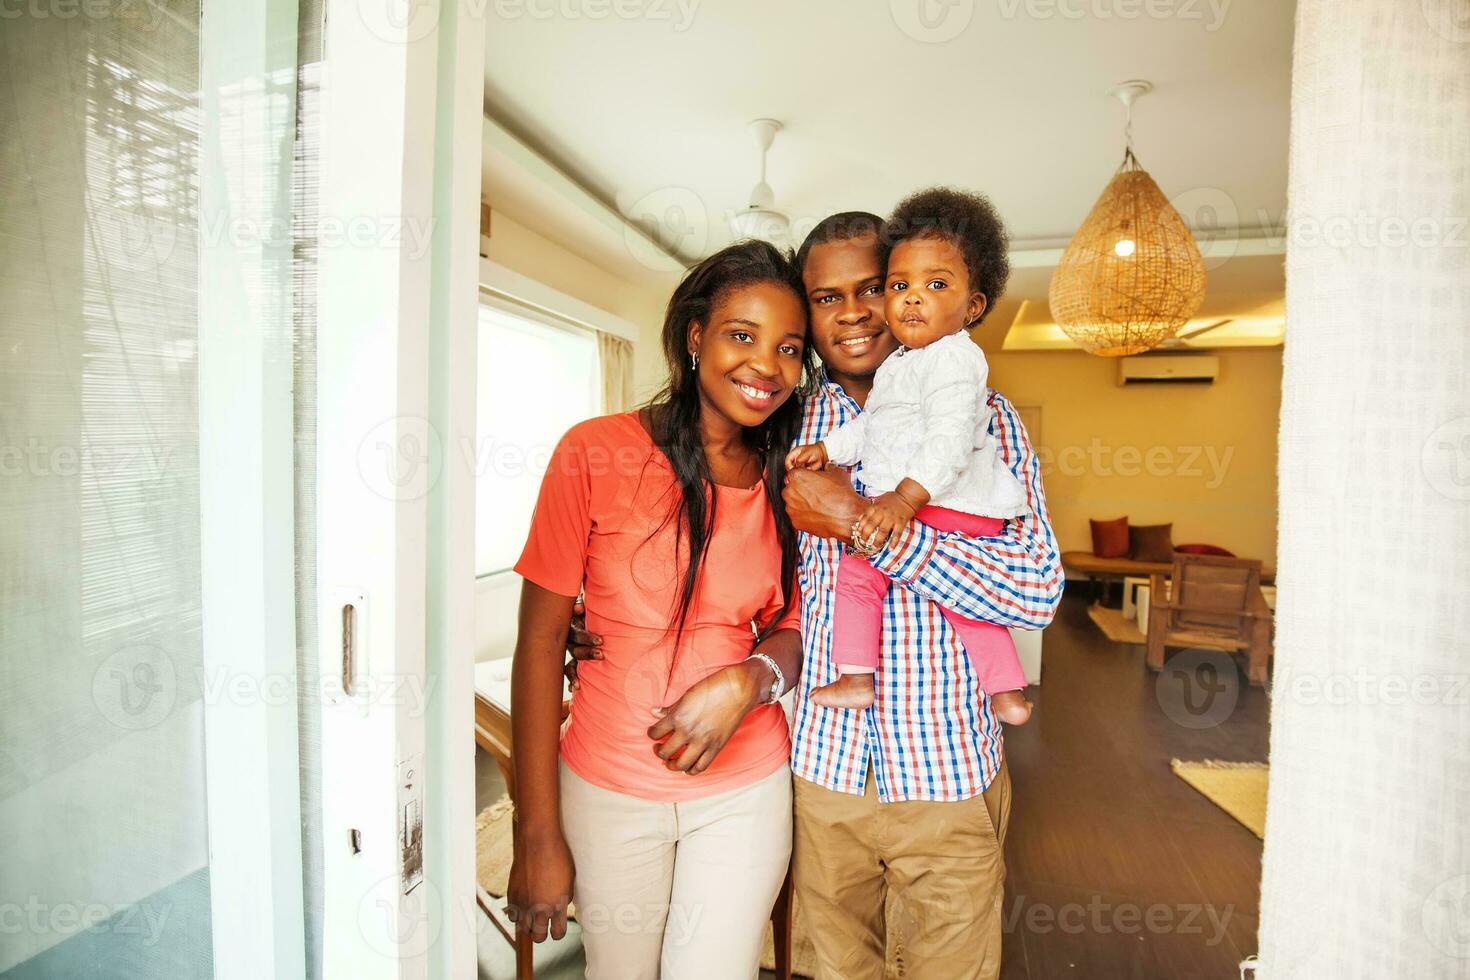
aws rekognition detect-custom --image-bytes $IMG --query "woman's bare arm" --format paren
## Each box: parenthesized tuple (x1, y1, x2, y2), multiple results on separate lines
(507, 580, 577, 943)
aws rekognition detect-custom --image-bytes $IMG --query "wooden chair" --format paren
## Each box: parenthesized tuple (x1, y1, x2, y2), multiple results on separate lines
(1145, 554, 1274, 686)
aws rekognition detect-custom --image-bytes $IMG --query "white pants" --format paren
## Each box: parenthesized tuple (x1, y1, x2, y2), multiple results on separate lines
(559, 762, 793, 979)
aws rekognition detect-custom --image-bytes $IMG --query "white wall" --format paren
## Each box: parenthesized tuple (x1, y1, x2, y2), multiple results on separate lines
(475, 211, 676, 662)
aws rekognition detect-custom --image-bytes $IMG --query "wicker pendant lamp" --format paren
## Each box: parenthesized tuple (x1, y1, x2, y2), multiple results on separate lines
(1049, 81, 1206, 356)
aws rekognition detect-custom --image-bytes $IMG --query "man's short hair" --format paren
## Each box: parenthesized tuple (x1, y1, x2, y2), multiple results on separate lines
(881, 188, 1010, 326)
(794, 211, 884, 276)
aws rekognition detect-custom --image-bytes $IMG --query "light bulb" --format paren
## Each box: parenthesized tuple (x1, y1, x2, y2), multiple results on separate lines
(1114, 238, 1136, 257)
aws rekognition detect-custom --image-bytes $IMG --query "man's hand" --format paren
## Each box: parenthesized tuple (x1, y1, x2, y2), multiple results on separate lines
(646, 660, 769, 775)
(784, 441, 829, 471)
(855, 491, 916, 552)
(563, 598, 603, 692)
(782, 466, 866, 540)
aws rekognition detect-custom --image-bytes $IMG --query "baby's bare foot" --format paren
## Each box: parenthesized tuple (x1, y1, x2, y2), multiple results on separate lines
(991, 690, 1032, 725)
(810, 672, 876, 709)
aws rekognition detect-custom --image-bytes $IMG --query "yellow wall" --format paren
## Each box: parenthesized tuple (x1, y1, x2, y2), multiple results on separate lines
(984, 347, 1282, 565)
(480, 211, 676, 401)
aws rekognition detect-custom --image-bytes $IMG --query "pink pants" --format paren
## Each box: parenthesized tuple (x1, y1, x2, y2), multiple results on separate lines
(833, 505, 1027, 695)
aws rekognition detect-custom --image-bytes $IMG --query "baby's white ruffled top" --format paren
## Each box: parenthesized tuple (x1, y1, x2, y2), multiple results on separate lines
(822, 330, 1028, 518)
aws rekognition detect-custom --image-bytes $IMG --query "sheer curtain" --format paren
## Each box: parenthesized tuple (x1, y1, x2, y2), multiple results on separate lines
(0, 4, 215, 975)
(1259, 1, 1470, 975)
(598, 331, 637, 414)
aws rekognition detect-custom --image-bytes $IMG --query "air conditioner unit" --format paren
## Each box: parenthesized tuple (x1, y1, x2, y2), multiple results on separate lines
(1118, 354, 1219, 385)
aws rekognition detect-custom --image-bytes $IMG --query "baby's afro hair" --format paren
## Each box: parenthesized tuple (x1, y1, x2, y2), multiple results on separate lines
(881, 187, 1010, 327)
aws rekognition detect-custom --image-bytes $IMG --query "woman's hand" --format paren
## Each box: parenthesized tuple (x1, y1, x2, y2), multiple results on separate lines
(506, 829, 574, 943)
(646, 659, 770, 775)
(562, 598, 603, 692)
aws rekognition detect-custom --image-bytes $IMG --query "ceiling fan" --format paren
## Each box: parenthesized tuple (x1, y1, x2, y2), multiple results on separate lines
(1158, 318, 1234, 349)
(727, 118, 792, 247)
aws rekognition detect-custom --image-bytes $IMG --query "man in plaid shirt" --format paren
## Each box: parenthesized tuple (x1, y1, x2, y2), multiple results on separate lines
(782, 211, 1062, 979)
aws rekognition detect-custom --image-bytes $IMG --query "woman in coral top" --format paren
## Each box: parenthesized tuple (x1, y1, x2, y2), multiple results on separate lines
(506, 240, 812, 978)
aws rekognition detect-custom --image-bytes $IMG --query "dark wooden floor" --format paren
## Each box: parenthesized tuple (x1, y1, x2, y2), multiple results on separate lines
(477, 589, 1270, 979)
(999, 590, 1269, 979)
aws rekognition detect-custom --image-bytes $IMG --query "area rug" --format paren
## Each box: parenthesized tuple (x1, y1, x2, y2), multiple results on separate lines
(475, 796, 516, 899)
(1087, 603, 1147, 644)
(476, 795, 904, 977)
(1170, 759, 1268, 839)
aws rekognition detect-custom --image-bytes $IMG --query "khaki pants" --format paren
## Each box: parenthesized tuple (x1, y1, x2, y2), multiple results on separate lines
(792, 762, 1011, 980)
(559, 762, 793, 980)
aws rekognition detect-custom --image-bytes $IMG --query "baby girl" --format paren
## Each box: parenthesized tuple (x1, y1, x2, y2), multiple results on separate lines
(787, 187, 1033, 725)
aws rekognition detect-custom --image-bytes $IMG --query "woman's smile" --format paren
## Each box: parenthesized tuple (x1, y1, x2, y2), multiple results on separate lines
(732, 376, 780, 410)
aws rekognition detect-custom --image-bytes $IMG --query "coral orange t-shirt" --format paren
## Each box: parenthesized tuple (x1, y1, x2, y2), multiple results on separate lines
(514, 412, 798, 802)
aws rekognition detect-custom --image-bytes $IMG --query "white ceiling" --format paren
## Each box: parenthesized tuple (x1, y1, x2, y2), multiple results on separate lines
(483, 0, 1295, 343)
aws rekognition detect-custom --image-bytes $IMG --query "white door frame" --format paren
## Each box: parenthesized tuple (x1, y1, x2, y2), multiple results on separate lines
(199, 0, 483, 972)
(313, 0, 483, 977)
(198, 1, 307, 976)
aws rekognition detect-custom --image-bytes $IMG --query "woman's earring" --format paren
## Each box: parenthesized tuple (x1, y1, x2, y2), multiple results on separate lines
(690, 352, 699, 370)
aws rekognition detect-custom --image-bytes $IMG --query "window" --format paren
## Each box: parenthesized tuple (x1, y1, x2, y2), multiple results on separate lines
(475, 301, 602, 576)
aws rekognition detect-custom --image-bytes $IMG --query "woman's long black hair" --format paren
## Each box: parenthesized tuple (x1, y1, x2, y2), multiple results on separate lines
(645, 239, 815, 652)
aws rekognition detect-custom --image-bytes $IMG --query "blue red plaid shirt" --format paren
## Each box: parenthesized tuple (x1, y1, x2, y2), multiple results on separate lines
(790, 372, 1064, 802)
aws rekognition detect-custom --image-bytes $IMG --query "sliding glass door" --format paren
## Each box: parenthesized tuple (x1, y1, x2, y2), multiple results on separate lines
(2, 3, 229, 976)
(0, 1, 482, 976)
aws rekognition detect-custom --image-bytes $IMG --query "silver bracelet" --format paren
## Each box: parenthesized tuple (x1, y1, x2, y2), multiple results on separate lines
(748, 652, 785, 704)
(848, 518, 880, 557)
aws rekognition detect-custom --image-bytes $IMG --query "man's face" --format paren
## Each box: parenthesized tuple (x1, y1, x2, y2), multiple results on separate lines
(801, 233, 899, 381)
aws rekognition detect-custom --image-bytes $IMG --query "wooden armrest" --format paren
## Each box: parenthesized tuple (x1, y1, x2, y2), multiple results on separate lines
(1161, 602, 1273, 620)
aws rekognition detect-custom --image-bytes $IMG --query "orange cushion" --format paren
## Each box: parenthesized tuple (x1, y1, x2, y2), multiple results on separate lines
(1089, 516, 1130, 558)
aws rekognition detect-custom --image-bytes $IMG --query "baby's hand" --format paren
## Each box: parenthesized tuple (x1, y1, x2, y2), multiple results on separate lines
(785, 442, 829, 471)
(855, 491, 918, 552)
